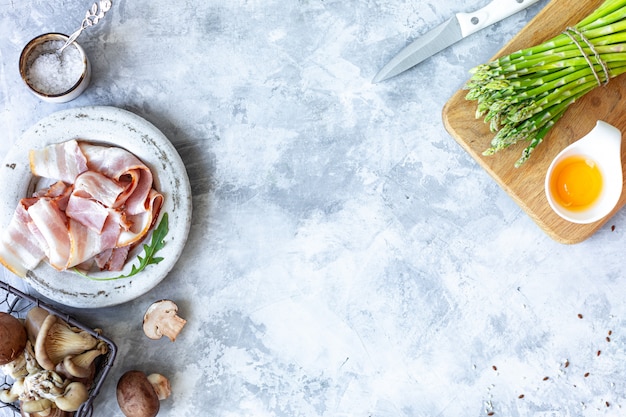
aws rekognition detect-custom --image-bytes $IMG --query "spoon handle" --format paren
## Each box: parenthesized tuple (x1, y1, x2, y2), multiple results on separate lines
(59, 0, 112, 53)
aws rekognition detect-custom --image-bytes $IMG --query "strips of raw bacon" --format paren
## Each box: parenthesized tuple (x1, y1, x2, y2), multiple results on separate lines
(0, 140, 164, 277)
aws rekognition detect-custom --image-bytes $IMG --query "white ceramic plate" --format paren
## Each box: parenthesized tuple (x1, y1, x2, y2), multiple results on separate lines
(0, 106, 192, 308)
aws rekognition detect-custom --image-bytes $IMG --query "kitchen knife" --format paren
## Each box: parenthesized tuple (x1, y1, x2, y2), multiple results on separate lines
(372, 0, 542, 83)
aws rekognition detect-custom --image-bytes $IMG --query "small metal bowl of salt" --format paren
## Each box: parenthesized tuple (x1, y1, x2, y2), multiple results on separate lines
(19, 33, 91, 103)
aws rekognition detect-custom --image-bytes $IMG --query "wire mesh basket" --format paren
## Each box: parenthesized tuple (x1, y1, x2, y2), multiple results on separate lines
(0, 280, 117, 417)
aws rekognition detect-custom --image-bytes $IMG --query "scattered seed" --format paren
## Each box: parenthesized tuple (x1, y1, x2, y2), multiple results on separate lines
(584, 372, 590, 378)
(578, 313, 583, 319)
(487, 412, 495, 416)
(607, 336, 611, 342)
(611, 225, 616, 231)
(597, 350, 602, 356)
(564, 360, 570, 368)
(543, 376, 549, 381)
(609, 330, 613, 336)
(518, 394, 525, 399)
(606, 401, 610, 407)
(492, 365, 497, 371)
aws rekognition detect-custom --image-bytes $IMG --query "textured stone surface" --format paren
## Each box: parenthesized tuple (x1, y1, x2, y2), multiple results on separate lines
(4, 0, 626, 416)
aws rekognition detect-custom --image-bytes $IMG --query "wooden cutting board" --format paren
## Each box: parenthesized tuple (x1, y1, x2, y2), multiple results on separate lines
(442, 0, 626, 244)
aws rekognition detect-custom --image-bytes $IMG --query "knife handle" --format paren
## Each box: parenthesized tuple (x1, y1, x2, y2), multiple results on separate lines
(456, 0, 542, 38)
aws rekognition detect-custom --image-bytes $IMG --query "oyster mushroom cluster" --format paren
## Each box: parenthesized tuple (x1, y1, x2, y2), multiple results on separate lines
(0, 307, 108, 416)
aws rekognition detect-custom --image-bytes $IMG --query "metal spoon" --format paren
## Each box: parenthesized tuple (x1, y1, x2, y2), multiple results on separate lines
(58, 0, 112, 54)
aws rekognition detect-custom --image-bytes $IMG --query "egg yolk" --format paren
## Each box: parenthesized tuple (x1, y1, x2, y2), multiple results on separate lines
(550, 155, 603, 210)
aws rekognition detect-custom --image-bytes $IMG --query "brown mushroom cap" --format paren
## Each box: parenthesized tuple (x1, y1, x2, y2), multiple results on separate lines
(116, 370, 160, 417)
(0, 311, 27, 365)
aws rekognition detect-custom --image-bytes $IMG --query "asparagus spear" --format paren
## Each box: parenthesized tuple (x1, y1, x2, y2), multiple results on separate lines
(464, 0, 626, 166)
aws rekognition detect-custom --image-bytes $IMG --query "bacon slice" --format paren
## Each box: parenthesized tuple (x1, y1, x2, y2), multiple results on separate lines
(94, 245, 131, 271)
(65, 195, 110, 234)
(117, 189, 163, 247)
(0, 202, 46, 277)
(66, 171, 126, 234)
(73, 171, 124, 208)
(33, 181, 72, 211)
(27, 199, 70, 271)
(78, 143, 153, 214)
(29, 140, 88, 184)
(67, 215, 121, 268)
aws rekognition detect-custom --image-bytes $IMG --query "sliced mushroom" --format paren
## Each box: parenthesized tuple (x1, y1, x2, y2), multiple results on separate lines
(0, 311, 27, 366)
(143, 300, 186, 342)
(117, 370, 170, 417)
(34, 315, 98, 370)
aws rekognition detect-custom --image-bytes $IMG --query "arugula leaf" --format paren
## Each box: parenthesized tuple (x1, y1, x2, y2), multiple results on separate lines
(76, 213, 169, 281)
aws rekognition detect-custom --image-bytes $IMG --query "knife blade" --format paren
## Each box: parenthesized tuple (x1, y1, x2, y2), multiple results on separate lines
(372, 0, 542, 83)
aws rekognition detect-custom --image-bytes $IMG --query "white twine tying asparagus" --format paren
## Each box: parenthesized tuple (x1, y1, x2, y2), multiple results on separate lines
(464, 0, 626, 167)
(562, 26, 610, 86)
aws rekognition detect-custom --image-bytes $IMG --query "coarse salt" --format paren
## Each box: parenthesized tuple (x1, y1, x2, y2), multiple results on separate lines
(26, 40, 84, 95)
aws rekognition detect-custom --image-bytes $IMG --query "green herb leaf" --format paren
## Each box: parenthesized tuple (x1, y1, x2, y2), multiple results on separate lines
(75, 213, 169, 281)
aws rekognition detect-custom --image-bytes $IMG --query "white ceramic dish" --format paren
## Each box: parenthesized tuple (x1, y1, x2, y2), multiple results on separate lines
(545, 120, 623, 224)
(0, 106, 192, 308)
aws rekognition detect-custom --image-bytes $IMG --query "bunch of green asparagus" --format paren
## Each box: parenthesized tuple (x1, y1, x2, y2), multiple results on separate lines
(465, 0, 626, 167)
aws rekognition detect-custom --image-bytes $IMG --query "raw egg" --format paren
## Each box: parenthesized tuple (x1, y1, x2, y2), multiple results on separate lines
(549, 155, 602, 210)
(545, 120, 623, 224)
